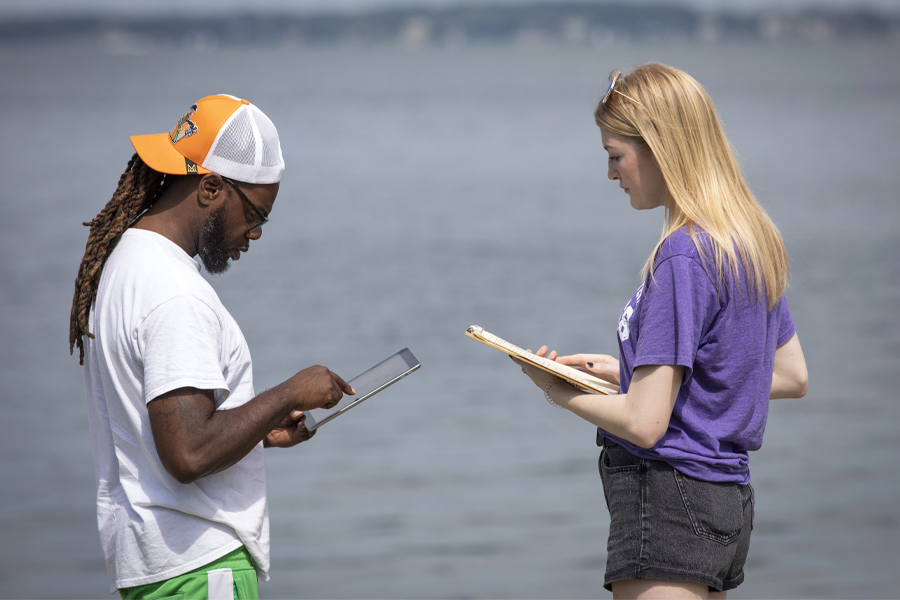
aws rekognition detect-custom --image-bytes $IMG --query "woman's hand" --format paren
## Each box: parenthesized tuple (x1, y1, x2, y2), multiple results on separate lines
(555, 353, 620, 385)
(511, 345, 576, 393)
(524, 345, 621, 386)
(510, 345, 567, 390)
(511, 344, 682, 449)
(511, 345, 621, 400)
(511, 353, 557, 391)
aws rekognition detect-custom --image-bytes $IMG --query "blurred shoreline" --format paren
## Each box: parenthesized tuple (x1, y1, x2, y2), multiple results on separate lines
(2, 2, 899, 53)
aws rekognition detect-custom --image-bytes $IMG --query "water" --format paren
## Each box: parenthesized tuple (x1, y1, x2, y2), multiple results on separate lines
(1, 35, 899, 598)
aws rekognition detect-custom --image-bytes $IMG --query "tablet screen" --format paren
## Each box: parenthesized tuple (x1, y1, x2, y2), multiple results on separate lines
(304, 348, 420, 431)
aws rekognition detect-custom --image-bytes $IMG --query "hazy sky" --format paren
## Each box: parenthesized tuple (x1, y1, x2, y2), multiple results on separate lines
(3, 0, 898, 18)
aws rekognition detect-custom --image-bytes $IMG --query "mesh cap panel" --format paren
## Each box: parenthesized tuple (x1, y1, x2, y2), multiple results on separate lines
(202, 99, 285, 184)
(254, 107, 283, 168)
(212, 108, 256, 166)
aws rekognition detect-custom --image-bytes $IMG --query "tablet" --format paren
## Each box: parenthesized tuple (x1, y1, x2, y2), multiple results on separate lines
(304, 348, 420, 431)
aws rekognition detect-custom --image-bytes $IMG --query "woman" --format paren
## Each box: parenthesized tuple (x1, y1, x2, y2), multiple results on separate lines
(514, 64, 808, 599)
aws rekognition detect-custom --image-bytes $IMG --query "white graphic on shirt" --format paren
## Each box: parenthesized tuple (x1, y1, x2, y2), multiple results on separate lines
(618, 306, 633, 341)
(618, 284, 643, 342)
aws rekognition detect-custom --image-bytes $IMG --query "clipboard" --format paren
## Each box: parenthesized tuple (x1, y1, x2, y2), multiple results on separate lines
(304, 348, 420, 431)
(465, 325, 619, 395)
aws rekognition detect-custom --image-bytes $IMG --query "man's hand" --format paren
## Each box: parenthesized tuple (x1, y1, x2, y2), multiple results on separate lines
(285, 365, 355, 412)
(265, 410, 314, 448)
(147, 365, 354, 484)
(261, 367, 354, 448)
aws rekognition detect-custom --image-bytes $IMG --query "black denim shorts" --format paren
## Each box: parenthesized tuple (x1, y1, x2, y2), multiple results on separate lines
(598, 437, 754, 592)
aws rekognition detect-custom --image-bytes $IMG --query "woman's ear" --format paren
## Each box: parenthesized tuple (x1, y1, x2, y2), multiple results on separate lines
(640, 141, 659, 165)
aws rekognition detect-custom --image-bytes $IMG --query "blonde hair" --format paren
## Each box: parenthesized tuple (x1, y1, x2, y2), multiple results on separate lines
(594, 64, 788, 310)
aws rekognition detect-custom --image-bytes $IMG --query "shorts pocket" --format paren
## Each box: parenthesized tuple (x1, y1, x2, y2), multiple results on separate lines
(748, 484, 755, 532)
(673, 470, 744, 545)
(599, 446, 642, 511)
(601, 443, 642, 473)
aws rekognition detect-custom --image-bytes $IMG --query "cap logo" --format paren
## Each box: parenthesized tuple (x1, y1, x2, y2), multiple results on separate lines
(170, 104, 198, 144)
(185, 158, 198, 174)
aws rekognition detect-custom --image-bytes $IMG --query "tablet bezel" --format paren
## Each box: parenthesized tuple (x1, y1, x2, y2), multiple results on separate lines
(304, 348, 420, 431)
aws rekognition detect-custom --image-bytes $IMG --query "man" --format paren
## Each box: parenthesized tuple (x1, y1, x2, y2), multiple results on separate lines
(69, 94, 353, 599)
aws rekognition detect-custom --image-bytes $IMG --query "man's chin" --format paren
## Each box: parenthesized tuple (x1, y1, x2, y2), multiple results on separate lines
(199, 253, 232, 275)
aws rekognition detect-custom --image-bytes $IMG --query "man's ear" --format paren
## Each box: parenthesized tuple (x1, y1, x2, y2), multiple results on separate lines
(197, 173, 226, 208)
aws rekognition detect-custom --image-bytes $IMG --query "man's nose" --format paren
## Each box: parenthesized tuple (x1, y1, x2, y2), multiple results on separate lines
(246, 227, 263, 241)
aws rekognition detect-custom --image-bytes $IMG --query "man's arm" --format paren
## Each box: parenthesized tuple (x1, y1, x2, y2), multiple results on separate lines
(148, 365, 352, 484)
(770, 333, 808, 399)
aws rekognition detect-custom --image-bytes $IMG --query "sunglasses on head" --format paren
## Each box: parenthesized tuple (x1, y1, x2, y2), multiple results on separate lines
(602, 71, 641, 106)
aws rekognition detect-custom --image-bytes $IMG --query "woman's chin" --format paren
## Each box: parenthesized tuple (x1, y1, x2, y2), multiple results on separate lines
(631, 197, 662, 211)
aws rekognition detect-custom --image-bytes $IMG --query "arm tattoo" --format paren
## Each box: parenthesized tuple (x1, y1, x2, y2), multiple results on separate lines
(176, 395, 207, 436)
(155, 391, 211, 437)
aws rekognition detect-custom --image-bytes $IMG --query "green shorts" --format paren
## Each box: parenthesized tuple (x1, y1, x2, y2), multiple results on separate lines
(119, 546, 259, 600)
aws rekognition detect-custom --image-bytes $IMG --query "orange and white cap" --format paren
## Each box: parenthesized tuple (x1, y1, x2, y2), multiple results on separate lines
(130, 94, 284, 184)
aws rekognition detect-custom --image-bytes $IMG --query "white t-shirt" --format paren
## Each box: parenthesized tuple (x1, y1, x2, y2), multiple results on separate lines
(82, 229, 269, 592)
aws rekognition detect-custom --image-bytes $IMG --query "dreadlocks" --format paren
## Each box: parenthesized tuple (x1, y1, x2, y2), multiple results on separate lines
(69, 153, 171, 364)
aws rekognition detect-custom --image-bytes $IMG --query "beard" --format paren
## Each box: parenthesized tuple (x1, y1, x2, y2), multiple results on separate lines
(198, 202, 232, 275)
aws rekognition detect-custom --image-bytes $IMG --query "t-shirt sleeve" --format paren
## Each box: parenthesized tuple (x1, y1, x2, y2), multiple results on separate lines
(138, 294, 230, 405)
(633, 254, 718, 378)
(776, 296, 797, 347)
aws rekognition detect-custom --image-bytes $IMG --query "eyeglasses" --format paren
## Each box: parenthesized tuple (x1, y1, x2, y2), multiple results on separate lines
(602, 71, 641, 106)
(223, 177, 269, 233)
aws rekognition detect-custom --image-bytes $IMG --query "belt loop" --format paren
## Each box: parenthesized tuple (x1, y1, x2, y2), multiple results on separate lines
(596, 429, 604, 447)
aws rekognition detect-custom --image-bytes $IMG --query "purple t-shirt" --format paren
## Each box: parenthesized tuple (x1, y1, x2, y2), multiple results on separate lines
(600, 227, 796, 484)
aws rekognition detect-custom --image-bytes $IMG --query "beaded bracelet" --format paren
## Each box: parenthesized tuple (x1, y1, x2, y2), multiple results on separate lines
(543, 377, 566, 409)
